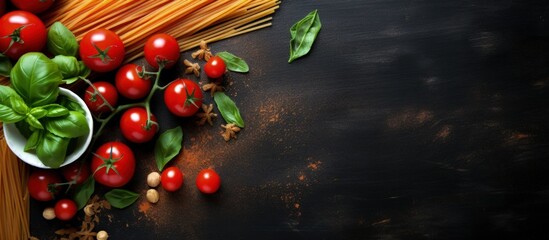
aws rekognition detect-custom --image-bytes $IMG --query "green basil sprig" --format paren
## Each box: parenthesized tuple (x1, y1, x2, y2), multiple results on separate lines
(36, 131, 70, 168)
(47, 22, 79, 57)
(51, 55, 90, 84)
(155, 126, 183, 171)
(105, 189, 139, 209)
(73, 177, 95, 210)
(288, 9, 322, 63)
(214, 92, 245, 128)
(217, 51, 249, 73)
(11, 52, 63, 107)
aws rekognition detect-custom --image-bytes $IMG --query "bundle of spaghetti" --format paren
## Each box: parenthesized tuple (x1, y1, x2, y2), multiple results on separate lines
(0, 134, 30, 240)
(41, 0, 281, 63)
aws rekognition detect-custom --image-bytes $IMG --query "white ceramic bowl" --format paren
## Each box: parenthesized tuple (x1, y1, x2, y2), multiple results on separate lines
(3, 88, 93, 169)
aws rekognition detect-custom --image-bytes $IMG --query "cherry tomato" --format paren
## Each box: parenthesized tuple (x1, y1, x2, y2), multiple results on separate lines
(161, 166, 184, 192)
(163, 78, 203, 117)
(0, 11, 46, 60)
(196, 169, 221, 194)
(10, 0, 55, 14)
(61, 162, 91, 185)
(83, 81, 118, 114)
(115, 63, 152, 99)
(144, 33, 180, 69)
(28, 169, 62, 201)
(119, 107, 158, 143)
(204, 56, 226, 79)
(54, 199, 77, 221)
(91, 142, 136, 188)
(79, 28, 125, 72)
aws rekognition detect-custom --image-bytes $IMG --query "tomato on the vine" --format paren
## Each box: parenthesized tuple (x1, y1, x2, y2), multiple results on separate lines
(144, 33, 180, 69)
(120, 107, 158, 143)
(84, 81, 118, 114)
(196, 169, 221, 194)
(161, 166, 184, 192)
(0, 11, 47, 60)
(91, 142, 136, 188)
(54, 199, 77, 221)
(164, 78, 203, 117)
(10, 0, 55, 14)
(115, 63, 152, 99)
(79, 28, 125, 72)
(28, 169, 61, 201)
(61, 162, 91, 185)
(204, 56, 226, 79)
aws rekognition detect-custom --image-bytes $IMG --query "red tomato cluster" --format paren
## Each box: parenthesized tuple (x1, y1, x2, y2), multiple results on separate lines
(0, 10, 47, 60)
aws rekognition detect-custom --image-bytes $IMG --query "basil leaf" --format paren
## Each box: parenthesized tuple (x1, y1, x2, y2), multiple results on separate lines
(155, 126, 183, 171)
(288, 9, 322, 63)
(58, 95, 85, 114)
(0, 54, 12, 77)
(16, 121, 33, 138)
(25, 129, 43, 152)
(30, 107, 48, 119)
(43, 104, 69, 117)
(105, 189, 139, 209)
(73, 177, 95, 210)
(25, 114, 43, 129)
(214, 92, 245, 128)
(45, 111, 89, 138)
(10, 96, 29, 115)
(78, 61, 91, 79)
(0, 85, 20, 105)
(52, 55, 80, 83)
(47, 22, 78, 57)
(0, 104, 25, 123)
(217, 51, 249, 73)
(10, 52, 63, 107)
(36, 131, 70, 168)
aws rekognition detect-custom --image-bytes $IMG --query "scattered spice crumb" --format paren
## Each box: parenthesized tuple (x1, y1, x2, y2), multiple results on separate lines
(307, 160, 322, 171)
(139, 201, 152, 216)
(371, 218, 391, 226)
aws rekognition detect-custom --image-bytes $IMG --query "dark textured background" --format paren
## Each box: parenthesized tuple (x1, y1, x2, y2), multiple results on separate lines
(31, 1, 549, 239)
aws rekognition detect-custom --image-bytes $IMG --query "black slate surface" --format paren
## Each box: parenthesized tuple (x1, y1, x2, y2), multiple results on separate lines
(30, 1, 549, 239)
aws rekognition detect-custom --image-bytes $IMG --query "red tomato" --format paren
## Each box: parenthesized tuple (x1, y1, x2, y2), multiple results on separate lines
(144, 33, 180, 69)
(91, 142, 136, 188)
(115, 64, 152, 99)
(10, 0, 55, 14)
(83, 81, 118, 114)
(196, 169, 221, 194)
(0, 11, 46, 60)
(161, 166, 184, 192)
(28, 169, 61, 201)
(204, 56, 226, 79)
(79, 29, 125, 72)
(54, 199, 77, 221)
(119, 107, 158, 143)
(61, 162, 91, 185)
(164, 78, 203, 117)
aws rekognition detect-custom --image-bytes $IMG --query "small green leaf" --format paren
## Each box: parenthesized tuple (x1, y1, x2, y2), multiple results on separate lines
(45, 111, 89, 138)
(43, 104, 69, 117)
(105, 189, 139, 209)
(47, 22, 78, 57)
(214, 92, 245, 128)
(30, 107, 48, 119)
(0, 85, 21, 106)
(36, 131, 70, 168)
(288, 10, 322, 63)
(0, 104, 25, 123)
(155, 126, 183, 171)
(58, 95, 85, 114)
(0, 54, 12, 77)
(25, 114, 43, 129)
(73, 177, 95, 210)
(10, 96, 28, 115)
(24, 129, 43, 152)
(52, 55, 80, 80)
(217, 51, 249, 73)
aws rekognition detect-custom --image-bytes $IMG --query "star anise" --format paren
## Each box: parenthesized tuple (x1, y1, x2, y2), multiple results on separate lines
(221, 123, 241, 141)
(184, 59, 200, 77)
(191, 40, 213, 61)
(197, 104, 217, 126)
(202, 82, 224, 96)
